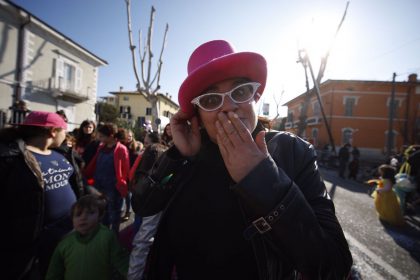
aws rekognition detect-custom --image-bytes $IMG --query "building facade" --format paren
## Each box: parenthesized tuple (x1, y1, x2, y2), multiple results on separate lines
(284, 74, 420, 160)
(104, 90, 179, 132)
(0, 0, 107, 130)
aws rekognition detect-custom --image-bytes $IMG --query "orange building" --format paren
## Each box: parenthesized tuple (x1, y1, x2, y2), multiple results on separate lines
(283, 74, 420, 160)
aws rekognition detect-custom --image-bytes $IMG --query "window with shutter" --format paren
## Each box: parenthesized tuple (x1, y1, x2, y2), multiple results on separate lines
(75, 67, 83, 93)
(55, 57, 81, 93)
(55, 58, 64, 90)
(313, 102, 320, 117)
(344, 98, 355, 116)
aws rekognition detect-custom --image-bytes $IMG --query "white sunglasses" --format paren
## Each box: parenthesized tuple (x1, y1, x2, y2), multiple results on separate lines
(191, 82, 260, 111)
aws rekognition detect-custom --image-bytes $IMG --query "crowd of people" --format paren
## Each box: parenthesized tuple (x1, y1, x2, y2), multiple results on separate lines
(321, 141, 420, 227)
(1, 39, 353, 280)
(365, 145, 420, 227)
(0, 109, 173, 279)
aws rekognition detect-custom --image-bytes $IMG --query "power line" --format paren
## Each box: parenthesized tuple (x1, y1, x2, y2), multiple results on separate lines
(369, 37, 420, 62)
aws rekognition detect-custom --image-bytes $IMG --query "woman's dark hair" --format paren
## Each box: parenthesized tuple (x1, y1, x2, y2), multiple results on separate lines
(97, 123, 118, 137)
(56, 110, 68, 123)
(146, 131, 160, 144)
(76, 120, 96, 148)
(161, 124, 173, 146)
(71, 194, 106, 218)
(137, 143, 168, 175)
(378, 164, 396, 184)
(65, 133, 76, 146)
(116, 127, 127, 142)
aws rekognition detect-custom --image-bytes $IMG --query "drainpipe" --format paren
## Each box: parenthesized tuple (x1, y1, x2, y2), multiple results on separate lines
(387, 73, 396, 158)
(407, 73, 418, 143)
(14, 14, 31, 104)
(404, 78, 411, 145)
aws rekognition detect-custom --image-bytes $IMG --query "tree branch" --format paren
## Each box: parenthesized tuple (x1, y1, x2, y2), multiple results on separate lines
(139, 29, 147, 88)
(145, 6, 156, 93)
(316, 1, 349, 84)
(124, 0, 142, 93)
(151, 23, 169, 94)
(273, 89, 284, 120)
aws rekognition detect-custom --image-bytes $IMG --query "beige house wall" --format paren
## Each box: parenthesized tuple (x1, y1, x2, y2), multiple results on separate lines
(0, 5, 19, 119)
(108, 91, 179, 132)
(0, 0, 106, 129)
(21, 25, 101, 127)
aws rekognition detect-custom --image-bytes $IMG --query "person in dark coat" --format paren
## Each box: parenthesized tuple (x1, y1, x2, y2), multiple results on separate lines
(131, 40, 352, 279)
(52, 133, 86, 198)
(75, 119, 96, 159)
(348, 146, 360, 180)
(0, 111, 76, 279)
(338, 143, 351, 178)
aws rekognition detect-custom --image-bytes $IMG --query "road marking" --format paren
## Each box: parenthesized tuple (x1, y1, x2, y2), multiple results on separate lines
(344, 230, 407, 280)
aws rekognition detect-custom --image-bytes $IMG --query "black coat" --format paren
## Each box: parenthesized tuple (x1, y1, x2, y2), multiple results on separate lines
(53, 144, 85, 198)
(0, 138, 45, 279)
(132, 131, 352, 279)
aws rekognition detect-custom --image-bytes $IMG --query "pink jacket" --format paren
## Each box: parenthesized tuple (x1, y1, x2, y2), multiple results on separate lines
(84, 141, 130, 197)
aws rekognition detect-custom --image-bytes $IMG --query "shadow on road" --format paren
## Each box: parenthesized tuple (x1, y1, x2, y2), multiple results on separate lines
(320, 168, 372, 196)
(381, 221, 420, 264)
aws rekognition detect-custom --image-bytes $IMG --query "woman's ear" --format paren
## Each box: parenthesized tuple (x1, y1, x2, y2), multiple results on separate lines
(49, 127, 58, 138)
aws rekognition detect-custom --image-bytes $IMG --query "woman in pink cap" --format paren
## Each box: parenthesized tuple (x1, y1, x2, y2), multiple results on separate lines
(131, 40, 352, 279)
(0, 111, 77, 279)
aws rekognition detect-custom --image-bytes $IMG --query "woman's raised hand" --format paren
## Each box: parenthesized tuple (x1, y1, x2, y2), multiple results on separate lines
(170, 110, 201, 157)
(216, 111, 268, 183)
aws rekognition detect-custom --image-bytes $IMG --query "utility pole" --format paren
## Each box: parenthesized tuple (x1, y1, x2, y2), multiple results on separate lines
(387, 72, 397, 158)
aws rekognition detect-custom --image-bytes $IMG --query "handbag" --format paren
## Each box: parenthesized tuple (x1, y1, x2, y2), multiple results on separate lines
(394, 162, 415, 192)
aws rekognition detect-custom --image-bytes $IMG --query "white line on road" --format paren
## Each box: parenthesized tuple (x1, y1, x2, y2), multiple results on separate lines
(344, 230, 407, 280)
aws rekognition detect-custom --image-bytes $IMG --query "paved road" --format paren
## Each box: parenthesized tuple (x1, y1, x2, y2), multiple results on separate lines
(320, 168, 420, 280)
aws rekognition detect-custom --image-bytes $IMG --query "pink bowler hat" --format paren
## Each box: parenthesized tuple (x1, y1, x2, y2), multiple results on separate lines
(178, 40, 267, 119)
(21, 111, 67, 130)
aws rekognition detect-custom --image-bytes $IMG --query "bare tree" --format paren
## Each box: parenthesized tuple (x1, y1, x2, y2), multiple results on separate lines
(296, 49, 312, 137)
(125, 0, 169, 130)
(296, 1, 349, 151)
(272, 89, 285, 121)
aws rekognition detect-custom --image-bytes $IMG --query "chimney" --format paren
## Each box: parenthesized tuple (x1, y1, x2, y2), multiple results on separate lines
(408, 73, 417, 82)
(119, 86, 123, 92)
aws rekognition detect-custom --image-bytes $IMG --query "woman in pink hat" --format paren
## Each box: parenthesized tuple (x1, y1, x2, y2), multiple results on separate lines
(131, 40, 352, 279)
(0, 111, 77, 279)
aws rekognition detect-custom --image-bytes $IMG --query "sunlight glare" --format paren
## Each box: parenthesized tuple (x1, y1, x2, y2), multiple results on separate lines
(296, 15, 339, 62)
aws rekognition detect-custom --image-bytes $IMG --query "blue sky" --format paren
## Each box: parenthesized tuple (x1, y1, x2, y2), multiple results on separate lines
(11, 0, 420, 117)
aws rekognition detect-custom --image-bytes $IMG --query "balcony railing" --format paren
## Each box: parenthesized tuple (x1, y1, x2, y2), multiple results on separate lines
(52, 77, 89, 101)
